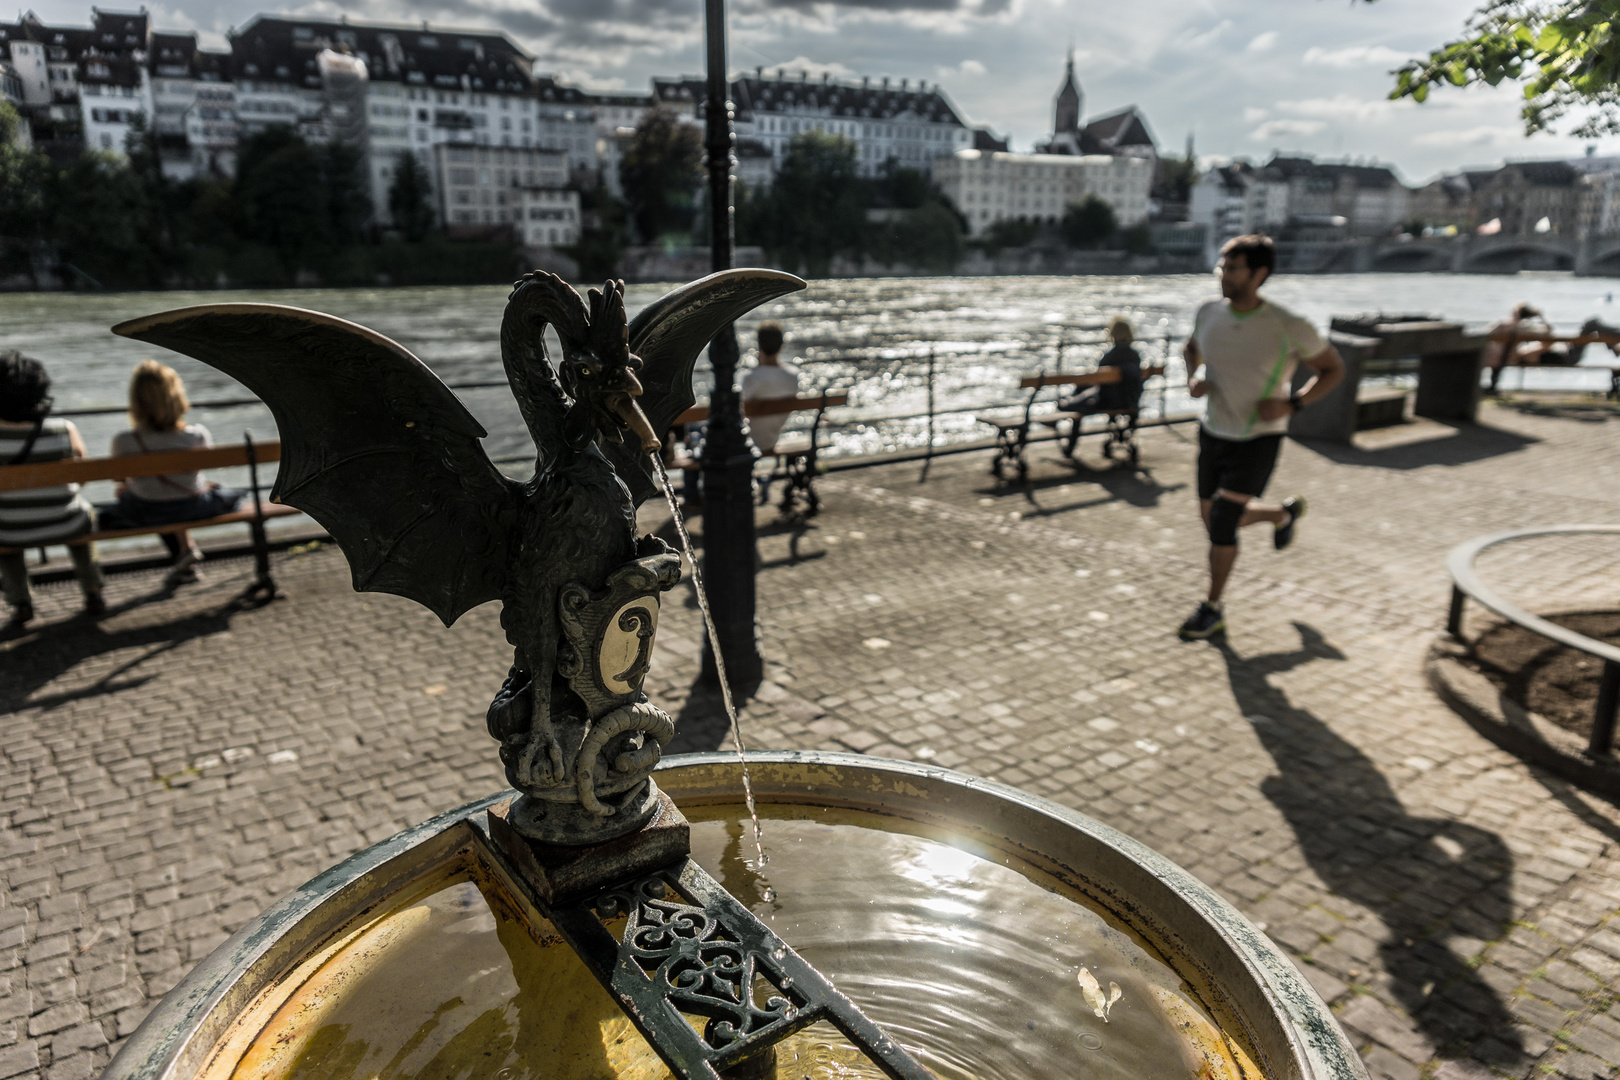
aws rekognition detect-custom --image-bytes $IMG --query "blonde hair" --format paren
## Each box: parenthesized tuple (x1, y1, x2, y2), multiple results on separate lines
(1108, 316, 1135, 343)
(129, 360, 189, 431)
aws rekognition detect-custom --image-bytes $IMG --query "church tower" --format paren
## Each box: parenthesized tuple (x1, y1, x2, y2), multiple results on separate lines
(1054, 50, 1081, 136)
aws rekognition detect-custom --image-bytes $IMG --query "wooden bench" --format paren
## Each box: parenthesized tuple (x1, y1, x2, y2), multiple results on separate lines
(976, 366, 1166, 484)
(0, 435, 297, 601)
(672, 392, 848, 518)
(1490, 331, 1620, 398)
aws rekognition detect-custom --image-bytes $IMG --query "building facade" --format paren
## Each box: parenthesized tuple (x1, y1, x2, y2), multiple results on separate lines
(932, 149, 1152, 237)
(433, 143, 576, 246)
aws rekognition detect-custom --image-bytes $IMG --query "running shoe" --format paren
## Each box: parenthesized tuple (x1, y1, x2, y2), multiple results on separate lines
(1274, 495, 1307, 551)
(1177, 601, 1226, 641)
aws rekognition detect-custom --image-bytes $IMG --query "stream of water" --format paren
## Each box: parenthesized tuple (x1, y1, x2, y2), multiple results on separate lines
(651, 455, 769, 884)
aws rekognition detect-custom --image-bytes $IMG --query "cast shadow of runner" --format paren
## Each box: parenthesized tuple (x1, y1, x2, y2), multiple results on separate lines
(1216, 624, 1523, 1064)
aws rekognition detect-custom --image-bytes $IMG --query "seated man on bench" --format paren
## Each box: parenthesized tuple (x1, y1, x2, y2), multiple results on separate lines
(741, 320, 800, 456)
(0, 352, 106, 627)
(1056, 316, 1145, 457)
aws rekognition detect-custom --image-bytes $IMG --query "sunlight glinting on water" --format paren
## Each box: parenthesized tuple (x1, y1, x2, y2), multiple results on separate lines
(9, 271, 1620, 484)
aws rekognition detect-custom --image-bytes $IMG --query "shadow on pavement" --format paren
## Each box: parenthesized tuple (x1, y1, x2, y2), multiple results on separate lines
(973, 464, 1187, 517)
(666, 674, 733, 754)
(1503, 398, 1619, 424)
(1216, 623, 1524, 1064)
(1296, 422, 1538, 471)
(0, 589, 244, 714)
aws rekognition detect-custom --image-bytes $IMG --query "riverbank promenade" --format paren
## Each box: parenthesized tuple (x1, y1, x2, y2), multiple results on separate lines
(3, 399, 1620, 1080)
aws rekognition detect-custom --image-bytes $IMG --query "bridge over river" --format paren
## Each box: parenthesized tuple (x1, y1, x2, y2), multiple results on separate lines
(1279, 234, 1620, 276)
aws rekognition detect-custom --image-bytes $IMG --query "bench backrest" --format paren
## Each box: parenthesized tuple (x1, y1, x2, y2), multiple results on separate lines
(0, 441, 282, 493)
(676, 392, 849, 426)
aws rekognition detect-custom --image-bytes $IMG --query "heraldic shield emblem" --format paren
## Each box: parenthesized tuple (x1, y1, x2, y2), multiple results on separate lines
(500, 543, 684, 845)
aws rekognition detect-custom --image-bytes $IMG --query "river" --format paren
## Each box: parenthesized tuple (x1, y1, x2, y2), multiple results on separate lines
(4, 272, 1617, 476)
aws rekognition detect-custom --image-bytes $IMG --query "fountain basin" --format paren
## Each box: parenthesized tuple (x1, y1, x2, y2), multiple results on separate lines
(102, 752, 1367, 1080)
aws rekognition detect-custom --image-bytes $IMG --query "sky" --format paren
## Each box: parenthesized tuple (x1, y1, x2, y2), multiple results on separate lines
(25, 0, 1620, 183)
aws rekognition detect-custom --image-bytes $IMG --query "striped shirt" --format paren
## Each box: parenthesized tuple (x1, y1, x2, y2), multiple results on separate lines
(0, 418, 93, 546)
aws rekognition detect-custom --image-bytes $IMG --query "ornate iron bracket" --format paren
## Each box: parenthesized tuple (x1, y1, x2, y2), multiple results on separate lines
(486, 801, 936, 1080)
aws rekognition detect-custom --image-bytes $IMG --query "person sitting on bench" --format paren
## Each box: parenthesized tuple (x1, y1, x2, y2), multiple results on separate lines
(1058, 316, 1144, 417)
(0, 351, 105, 627)
(1568, 317, 1620, 365)
(98, 360, 242, 589)
(741, 320, 801, 454)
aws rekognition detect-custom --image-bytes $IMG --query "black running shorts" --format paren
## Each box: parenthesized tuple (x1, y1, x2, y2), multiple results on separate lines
(1197, 429, 1283, 500)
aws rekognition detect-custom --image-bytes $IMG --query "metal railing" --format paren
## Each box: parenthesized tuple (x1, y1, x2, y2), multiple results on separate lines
(1446, 525, 1620, 757)
(47, 334, 1190, 472)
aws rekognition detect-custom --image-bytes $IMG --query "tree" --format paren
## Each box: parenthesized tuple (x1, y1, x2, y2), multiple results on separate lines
(869, 201, 964, 271)
(387, 150, 435, 241)
(233, 127, 333, 256)
(320, 140, 371, 246)
(744, 131, 868, 276)
(0, 103, 48, 242)
(979, 218, 1040, 253)
(619, 108, 703, 243)
(1154, 152, 1199, 204)
(48, 151, 152, 286)
(1062, 195, 1118, 248)
(1389, 1, 1620, 136)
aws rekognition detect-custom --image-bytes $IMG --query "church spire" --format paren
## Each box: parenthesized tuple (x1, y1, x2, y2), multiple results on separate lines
(1054, 48, 1081, 136)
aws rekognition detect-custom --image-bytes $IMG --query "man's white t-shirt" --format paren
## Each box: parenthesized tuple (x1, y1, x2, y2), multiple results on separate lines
(741, 361, 800, 453)
(1191, 298, 1325, 441)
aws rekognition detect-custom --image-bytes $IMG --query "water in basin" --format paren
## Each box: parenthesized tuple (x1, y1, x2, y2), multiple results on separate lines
(220, 808, 1256, 1080)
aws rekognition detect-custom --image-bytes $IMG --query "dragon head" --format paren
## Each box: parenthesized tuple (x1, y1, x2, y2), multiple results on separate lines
(557, 281, 658, 453)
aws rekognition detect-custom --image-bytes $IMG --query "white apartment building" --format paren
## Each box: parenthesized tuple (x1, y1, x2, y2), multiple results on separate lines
(638, 71, 971, 181)
(150, 33, 236, 179)
(434, 142, 573, 237)
(932, 149, 1152, 237)
(518, 186, 580, 247)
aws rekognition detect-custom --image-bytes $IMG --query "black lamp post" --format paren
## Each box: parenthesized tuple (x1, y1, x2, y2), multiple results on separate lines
(698, 0, 763, 691)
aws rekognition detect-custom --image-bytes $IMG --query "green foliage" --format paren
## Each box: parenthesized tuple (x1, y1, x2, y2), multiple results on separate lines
(1155, 152, 1199, 203)
(1388, 0, 1620, 136)
(619, 108, 703, 243)
(567, 185, 629, 280)
(743, 131, 868, 276)
(980, 218, 1040, 254)
(869, 202, 965, 272)
(3, 118, 513, 289)
(387, 151, 436, 241)
(1122, 222, 1153, 256)
(1062, 195, 1118, 248)
(0, 104, 48, 241)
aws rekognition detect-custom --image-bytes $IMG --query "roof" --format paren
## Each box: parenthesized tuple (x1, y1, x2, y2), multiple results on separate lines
(90, 8, 148, 50)
(1508, 160, 1577, 187)
(1081, 106, 1155, 151)
(1262, 155, 1402, 189)
(730, 73, 964, 126)
(229, 16, 533, 93)
(973, 128, 1008, 152)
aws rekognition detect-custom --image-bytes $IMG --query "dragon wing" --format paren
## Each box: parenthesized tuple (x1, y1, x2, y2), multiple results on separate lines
(610, 268, 807, 506)
(112, 303, 522, 626)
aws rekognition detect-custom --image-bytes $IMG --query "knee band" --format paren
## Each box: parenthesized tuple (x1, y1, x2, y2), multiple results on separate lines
(1208, 496, 1244, 546)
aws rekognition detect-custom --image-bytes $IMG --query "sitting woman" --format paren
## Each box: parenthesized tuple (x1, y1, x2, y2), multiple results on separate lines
(1058, 316, 1145, 415)
(0, 351, 105, 627)
(99, 360, 242, 588)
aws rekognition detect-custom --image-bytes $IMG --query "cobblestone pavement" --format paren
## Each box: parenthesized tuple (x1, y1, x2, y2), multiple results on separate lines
(4, 399, 1620, 1080)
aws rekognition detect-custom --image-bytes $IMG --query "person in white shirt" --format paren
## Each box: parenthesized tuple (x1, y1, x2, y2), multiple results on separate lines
(740, 321, 800, 455)
(1177, 235, 1344, 641)
(99, 361, 243, 588)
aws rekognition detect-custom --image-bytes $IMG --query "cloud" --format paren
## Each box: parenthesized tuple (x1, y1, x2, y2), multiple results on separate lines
(1250, 119, 1327, 141)
(937, 58, 986, 77)
(1243, 106, 1268, 123)
(1301, 44, 1412, 69)
(1169, 19, 1230, 53)
(1414, 125, 1522, 148)
(1274, 94, 1403, 123)
(755, 54, 858, 78)
(1246, 31, 1277, 54)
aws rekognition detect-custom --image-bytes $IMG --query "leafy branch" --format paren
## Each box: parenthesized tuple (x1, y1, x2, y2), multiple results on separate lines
(1387, 0, 1620, 137)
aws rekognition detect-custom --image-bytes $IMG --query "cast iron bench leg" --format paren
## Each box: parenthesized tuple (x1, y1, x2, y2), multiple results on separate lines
(244, 432, 276, 603)
(1589, 661, 1620, 758)
(1446, 585, 1465, 638)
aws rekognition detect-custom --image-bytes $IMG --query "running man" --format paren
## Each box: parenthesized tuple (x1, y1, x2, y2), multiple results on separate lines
(1177, 235, 1344, 641)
